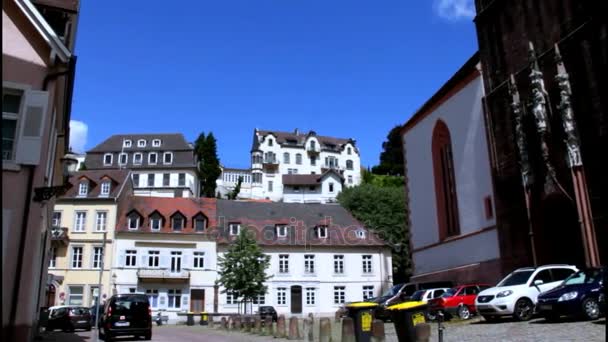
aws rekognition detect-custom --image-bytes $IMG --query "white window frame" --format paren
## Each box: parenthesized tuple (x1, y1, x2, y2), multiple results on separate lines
(276, 225, 287, 238)
(74, 211, 87, 232)
(100, 181, 111, 196)
(103, 153, 113, 166)
(52, 211, 62, 227)
(95, 211, 107, 232)
(329, 182, 335, 193)
(2, 87, 23, 163)
(334, 286, 346, 304)
(68, 285, 84, 306)
(304, 254, 315, 274)
(78, 182, 88, 196)
(229, 223, 240, 236)
(137, 139, 146, 147)
(172, 215, 184, 231)
(334, 255, 344, 274)
(150, 216, 162, 231)
(119, 153, 128, 165)
(148, 250, 160, 268)
(226, 291, 237, 305)
(148, 152, 158, 165)
(348, 175, 353, 184)
(316, 226, 328, 239)
(49, 247, 57, 268)
(278, 254, 289, 274)
(146, 289, 159, 308)
(305, 287, 316, 305)
(168, 289, 182, 309)
(71, 246, 83, 269)
(356, 229, 366, 239)
(194, 216, 207, 232)
(276, 287, 287, 306)
(152, 139, 161, 147)
(125, 250, 137, 267)
(92, 246, 103, 269)
(193, 251, 205, 269)
(252, 294, 266, 305)
(128, 214, 140, 230)
(178, 173, 186, 186)
(123, 139, 132, 148)
(133, 152, 143, 165)
(363, 286, 374, 300)
(163, 152, 173, 164)
(362, 255, 373, 274)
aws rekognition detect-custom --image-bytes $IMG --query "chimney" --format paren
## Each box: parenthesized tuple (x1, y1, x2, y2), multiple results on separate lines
(294, 128, 299, 136)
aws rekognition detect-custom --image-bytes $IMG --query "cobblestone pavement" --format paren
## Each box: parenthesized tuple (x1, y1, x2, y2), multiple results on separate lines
(39, 317, 606, 342)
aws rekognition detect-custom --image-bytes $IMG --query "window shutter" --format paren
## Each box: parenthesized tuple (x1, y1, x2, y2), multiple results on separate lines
(182, 294, 189, 307)
(118, 250, 125, 267)
(183, 253, 191, 269)
(15, 90, 49, 165)
(160, 254, 169, 268)
(140, 254, 147, 267)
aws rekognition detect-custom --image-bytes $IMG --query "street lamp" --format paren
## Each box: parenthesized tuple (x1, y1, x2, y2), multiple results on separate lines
(33, 152, 79, 202)
(112, 273, 117, 295)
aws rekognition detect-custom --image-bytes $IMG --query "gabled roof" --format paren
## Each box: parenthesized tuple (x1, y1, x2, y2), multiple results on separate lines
(215, 200, 386, 247)
(282, 169, 343, 186)
(87, 133, 193, 153)
(254, 129, 357, 151)
(60, 170, 130, 199)
(14, 0, 72, 62)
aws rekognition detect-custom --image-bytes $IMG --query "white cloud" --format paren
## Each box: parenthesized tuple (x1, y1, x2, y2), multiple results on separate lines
(434, 0, 476, 21)
(69, 120, 88, 153)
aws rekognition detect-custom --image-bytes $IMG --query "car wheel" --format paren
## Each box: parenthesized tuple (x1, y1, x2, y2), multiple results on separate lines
(582, 297, 601, 320)
(144, 332, 152, 340)
(482, 315, 498, 323)
(457, 305, 471, 320)
(425, 311, 437, 321)
(513, 298, 534, 321)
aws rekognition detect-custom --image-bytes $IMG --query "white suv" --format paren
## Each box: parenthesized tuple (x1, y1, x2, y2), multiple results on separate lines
(475, 264, 578, 321)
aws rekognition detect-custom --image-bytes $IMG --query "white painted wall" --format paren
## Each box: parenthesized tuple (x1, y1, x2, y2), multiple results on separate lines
(402, 76, 498, 276)
(132, 170, 197, 197)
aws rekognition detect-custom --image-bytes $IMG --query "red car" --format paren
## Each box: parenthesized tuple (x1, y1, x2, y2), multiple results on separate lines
(428, 284, 491, 320)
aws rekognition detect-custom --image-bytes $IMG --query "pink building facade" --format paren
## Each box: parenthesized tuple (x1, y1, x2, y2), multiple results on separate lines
(2, 0, 79, 340)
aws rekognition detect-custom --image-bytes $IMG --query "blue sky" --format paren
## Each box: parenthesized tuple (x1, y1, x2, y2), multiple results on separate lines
(69, 0, 478, 169)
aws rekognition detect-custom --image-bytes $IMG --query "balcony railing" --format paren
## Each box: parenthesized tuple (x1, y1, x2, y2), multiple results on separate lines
(137, 268, 190, 280)
(50, 226, 69, 245)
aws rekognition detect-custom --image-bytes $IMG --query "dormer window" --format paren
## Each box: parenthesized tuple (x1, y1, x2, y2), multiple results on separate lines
(78, 182, 88, 197)
(310, 141, 316, 149)
(103, 153, 113, 166)
(133, 153, 143, 165)
(194, 213, 207, 232)
(356, 229, 366, 239)
(268, 138, 273, 146)
(127, 212, 141, 230)
(100, 181, 111, 196)
(148, 152, 158, 165)
(119, 153, 128, 165)
(152, 139, 161, 147)
(149, 212, 163, 231)
(347, 147, 352, 155)
(315, 226, 328, 239)
(229, 223, 240, 236)
(137, 139, 146, 147)
(276, 225, 287, 238)
(163, 152, 173, 164)
(171, 213, 185, 231)
(123, 140, 132, 148)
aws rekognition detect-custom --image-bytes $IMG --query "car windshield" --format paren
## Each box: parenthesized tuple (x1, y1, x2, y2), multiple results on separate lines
(441, 288, 457, 298)
(411, 290, 425, 301)
(382, 284, 403, 297)
(110, 296, 149, 315)
(497, 270, 535, 286)
(563, 269, 602, 286)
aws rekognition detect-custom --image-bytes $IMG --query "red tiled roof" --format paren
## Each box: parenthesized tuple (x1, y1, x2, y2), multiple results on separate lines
(61, 170, 131, 199)
(116, 196, 217, 234)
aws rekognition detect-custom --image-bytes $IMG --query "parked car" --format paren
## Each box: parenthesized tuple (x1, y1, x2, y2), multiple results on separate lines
(475, 264, 578, 321)
(537, 267, 606, 321)
(258, 306, 278, 323)
(372, 281, 454, 321)
(428, 284, 491, 320)
(46, 306, 92, 332)
(410, 288, 451, 304)
(99, 293, 152, 341)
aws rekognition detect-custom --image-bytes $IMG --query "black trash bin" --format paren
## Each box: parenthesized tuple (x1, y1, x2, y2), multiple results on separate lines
(387, 301, 428, 342)
(344, 302, 378, 342)
(187, 313, 195, 326)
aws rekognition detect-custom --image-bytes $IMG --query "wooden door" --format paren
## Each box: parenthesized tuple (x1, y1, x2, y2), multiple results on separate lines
(191, 289, 205, 313)
(290, 286, 302, 314)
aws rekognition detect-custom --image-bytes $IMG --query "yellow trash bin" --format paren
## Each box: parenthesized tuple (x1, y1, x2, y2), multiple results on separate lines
(386, 301, 428, 342)
(345, 302, 379, 342)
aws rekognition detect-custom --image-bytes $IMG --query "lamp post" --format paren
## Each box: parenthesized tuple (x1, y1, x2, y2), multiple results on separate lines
(94, 232, 107, 342)
(112, 273, 117, 295)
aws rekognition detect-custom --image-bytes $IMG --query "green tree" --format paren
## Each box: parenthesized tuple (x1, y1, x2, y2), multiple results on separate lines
(217, 229, 271, 313)
(371, 125, 404, 176)
(337, 184, 411, 283)
(227, 176, 243, 200)
(195, 132, 222, 197)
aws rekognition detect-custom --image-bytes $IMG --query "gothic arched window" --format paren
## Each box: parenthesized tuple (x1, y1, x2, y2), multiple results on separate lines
(432, 120, 460, 240)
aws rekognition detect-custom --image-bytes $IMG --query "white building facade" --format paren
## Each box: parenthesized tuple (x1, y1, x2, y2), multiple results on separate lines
(84, 134, 199, 198)
(402, 54, 501, 284)
(216, 129, 361, 203)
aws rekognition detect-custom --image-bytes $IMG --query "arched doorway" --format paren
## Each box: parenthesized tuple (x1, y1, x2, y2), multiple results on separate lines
(537, 193, 585, 267)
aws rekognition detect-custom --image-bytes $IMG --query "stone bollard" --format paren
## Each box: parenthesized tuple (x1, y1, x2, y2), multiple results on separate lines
(415, 323, 431, 342)
(228, 316, 234, 330)
(335, 310, 342, 323)
(319, 317, 332, 342)
(233, 315, 241, 331)
(288, 316, 300, 340)
(254, 316, 262, 334)
(243, 316, 251, 332)
(276, 315, 287, 338)
(264, 316, 273, 335)
(371, 319, 385, 342)
(341, 316, 356, 342)
(302, 318, 313, 341)
(221, 316, 228, 330)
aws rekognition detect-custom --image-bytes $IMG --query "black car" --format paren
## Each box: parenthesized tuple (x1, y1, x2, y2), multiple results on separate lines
(372, 281, 454, 321)
(537, 267, 606, 321)
(99, 294, 152, 341)
(46, 306, 92, 332)
(258, 306, 278, 322)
